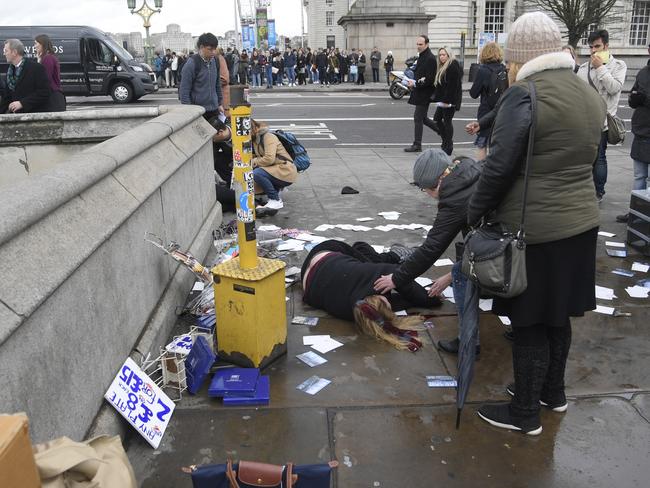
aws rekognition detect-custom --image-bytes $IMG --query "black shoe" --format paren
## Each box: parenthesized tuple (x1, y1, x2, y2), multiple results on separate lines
(437, 337, 480, 356)
(477, 403, 542, 435)
(404, 144, 422, 153)
(505, 383, 568, 412)
(616, 213, 629, 223)
(503, 330, 514, 342)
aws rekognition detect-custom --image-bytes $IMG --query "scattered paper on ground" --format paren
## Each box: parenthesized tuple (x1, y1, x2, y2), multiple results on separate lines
(426, 375, 457, 388)
(632, 262, 650, 273)
(598, 231, 616, 237)
(434, 258, 454, 267)
(310, 337, 344, 354)
(394, 310, 408, 316)
(292, 316, 319, 326)
(192, 281, 205, 291)
(595, 285, 616, 300)
(356, 217, 374, 222)
(415, 277, 433, 287)
(285, 266, 301, 277)
(296, 351, 328, 367)
(442, 287, 454, 298)
(594, 304, 615, 315)
(625, 286, 650, 298)
(277, 239, 305, 252)
(297, 375, 331, 395)
(258, 224, 281, 232)
(314, 224, 335, 232)
(371, 245, 386, 254)
(303, 335, 331, 345)
(378, 211, 401, 220)
(479, 299, 493, 311)
(605, 241, 625, 248)
(612, 268, 635, 277)
(498, 316, 511, 325)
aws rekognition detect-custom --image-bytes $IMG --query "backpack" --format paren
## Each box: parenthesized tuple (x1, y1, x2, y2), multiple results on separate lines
(264, 130, 311, 172)
(486, 66, 508, 109)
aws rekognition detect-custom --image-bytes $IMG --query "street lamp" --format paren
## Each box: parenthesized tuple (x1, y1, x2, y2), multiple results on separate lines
(127, 0, 162, 66)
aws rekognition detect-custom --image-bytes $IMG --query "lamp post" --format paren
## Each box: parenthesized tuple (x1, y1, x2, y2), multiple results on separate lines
(127, 0, 162, 66)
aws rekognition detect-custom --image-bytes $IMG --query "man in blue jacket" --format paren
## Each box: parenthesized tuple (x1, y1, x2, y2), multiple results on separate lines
(179, 33, 223, 120)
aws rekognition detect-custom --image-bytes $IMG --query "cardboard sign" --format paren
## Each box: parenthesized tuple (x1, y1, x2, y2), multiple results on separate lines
(104, 357, 175, 449)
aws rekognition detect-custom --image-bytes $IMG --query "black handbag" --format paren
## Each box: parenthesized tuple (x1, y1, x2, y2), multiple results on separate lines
(461, 80, 537, 298)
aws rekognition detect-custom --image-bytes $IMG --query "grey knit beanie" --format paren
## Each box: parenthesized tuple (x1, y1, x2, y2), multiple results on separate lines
(504, 12, 563, 64)
(412, 149, 452, 189)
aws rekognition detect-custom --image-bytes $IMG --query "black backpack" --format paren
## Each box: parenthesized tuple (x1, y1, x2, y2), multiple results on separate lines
(486, 65, 508, 109)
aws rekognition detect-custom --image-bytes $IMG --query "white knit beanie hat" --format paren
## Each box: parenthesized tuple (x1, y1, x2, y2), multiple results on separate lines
(504, 11, 563, 64)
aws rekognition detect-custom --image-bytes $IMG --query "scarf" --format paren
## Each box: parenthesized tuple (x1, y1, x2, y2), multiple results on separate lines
(6, 59, 25, 92)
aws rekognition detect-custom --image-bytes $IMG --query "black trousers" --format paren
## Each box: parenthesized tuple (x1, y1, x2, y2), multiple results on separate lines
(433, 106, 455, 155)
(357, 69, 365, 84)
(372, 67, 379, 82)
(413, 103, 438, 146)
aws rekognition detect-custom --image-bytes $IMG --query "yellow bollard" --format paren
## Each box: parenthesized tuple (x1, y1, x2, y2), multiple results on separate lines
(212, 94, 288, 368)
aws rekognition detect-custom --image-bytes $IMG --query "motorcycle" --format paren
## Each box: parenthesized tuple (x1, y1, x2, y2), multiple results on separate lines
(388, 56, 418, 100)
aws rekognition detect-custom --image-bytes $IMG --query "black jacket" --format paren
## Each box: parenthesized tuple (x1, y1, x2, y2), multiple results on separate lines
(432, 59, 462, 110)
(408, 48, 437, 106)
(316, 53, 328, 69)
(392, 157, 483, 288)
(629, 65, 650, 138)
(0, 58, 51, 113)
(470, 62, 506, 120)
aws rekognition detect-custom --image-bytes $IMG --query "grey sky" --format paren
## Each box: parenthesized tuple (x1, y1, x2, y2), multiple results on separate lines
(3, 0, 304, 38)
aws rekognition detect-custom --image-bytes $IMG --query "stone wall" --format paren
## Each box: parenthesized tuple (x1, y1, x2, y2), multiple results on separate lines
(0, 106, 222, 443)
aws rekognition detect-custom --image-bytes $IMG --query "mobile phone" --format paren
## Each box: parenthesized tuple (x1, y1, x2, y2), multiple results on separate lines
(595, 51, 610, 64)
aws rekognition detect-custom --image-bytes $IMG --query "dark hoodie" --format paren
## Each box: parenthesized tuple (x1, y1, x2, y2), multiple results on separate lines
(392, 157, 483, 288)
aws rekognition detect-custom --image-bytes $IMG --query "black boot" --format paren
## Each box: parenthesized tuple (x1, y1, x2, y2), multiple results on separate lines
(541, 324, 571, 412)
(437, 337, 480, 356)
(478, 342, 548, 435)
(404, 144, 422, 153)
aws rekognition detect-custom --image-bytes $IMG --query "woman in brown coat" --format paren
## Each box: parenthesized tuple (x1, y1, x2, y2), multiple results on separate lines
(251, 120, 298, 210)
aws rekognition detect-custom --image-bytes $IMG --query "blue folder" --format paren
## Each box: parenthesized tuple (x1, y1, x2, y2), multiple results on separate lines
(223, 375, 270, 406)
(208, 367, 260, 397)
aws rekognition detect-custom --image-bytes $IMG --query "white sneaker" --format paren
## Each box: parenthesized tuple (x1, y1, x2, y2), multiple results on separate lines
(257, 198, 283, 210)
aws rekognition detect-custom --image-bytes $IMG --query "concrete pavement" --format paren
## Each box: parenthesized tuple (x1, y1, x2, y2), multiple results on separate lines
(127, 145, 650, 487)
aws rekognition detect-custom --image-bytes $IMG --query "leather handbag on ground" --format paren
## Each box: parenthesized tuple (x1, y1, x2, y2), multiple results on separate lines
(461, 80, 538, 298)
(587, 67, 626, 145)
(186, 459, 339, 488)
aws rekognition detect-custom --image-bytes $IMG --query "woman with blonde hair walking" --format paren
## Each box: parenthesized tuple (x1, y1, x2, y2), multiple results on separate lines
(431, 47, 462, 155)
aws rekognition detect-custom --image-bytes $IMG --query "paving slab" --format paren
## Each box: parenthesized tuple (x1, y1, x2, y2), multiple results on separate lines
(331, 396, 650, 488)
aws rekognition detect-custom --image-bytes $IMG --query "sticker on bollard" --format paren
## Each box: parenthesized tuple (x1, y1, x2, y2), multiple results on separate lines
(185, 336, 217, 395)
(104, 357, 175, 449)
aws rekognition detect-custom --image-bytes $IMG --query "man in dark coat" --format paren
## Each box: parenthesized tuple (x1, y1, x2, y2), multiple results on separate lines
(405, 35, 438, 152)
(1, 39, 51, 114)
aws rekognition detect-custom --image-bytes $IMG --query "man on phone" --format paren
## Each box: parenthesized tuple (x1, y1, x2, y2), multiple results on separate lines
(577, 30, 627, 202)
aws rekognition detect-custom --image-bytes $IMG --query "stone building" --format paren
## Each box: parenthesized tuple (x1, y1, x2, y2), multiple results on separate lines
(304, 0, 354, 49)
(150, 24, 195, 55)
(109, 32, 144, 58)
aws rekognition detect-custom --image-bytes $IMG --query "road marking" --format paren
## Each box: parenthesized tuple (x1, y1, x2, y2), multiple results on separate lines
(335, 142, 476, 146)
(269, 122, 337, 140)
(263, 117, 479, 122)
(256, 103, 375, 107)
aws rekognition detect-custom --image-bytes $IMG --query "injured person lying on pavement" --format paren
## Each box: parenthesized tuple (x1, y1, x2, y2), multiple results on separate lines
(300, 240, 441, 351)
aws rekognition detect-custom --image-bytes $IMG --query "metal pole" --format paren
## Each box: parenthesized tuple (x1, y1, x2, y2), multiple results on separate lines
(300, 0, 305, 48)
(234, 0, 242, 51)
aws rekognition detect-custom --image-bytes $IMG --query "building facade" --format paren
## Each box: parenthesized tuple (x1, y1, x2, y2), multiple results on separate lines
(304, 0, 355, 48)
(150, 24, 195, 55)
(108, 32, 144, 58)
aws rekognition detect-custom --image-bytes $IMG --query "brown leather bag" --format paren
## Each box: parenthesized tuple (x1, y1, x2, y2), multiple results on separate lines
(226, 459, 297, 488)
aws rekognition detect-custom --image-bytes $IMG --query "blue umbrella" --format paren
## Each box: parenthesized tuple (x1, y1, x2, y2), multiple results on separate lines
(455, 279, 480, 429)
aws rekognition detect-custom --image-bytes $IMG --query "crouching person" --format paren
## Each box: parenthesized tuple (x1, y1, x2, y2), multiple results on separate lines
(251, 119, 297, 211)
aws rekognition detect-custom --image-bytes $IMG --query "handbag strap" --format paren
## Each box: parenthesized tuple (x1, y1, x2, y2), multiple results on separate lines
(518, 80, 537, 241)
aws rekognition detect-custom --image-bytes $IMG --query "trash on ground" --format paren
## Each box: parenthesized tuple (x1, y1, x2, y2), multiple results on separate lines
(296, 375, 331, 395)
(292, 316, 319, 326)
(612, 268, 635, 277)
(357, 217, 374, 222)
(632, 262, 650, 273)
(209, 368, 260, 397)
(145, 232, 213, 283)
(605, 241, 626, 248)
(415, 277, 433, 287)
(426, 375, 458, 388)
(434, 258, 454, 267)
(625, 285, 650, 298)
(310, 337, 344, 354)
(613, 309, 632, 317)
(606, 248, 627, 258)
(594, 304, 615, 315)
(498, 316, 511, 325)
(297, 351, 328, 367)
(595, 285, 616, 300)
(598, 231, 616, 237)
(285, 266, 302, 276)
(192, 281, 205, 291)
(371, 245, 386, 253)
(378, 211, 401, 220)
(479, 299, 493, 311)
(104, 357, 175, 448)
(394, 310, 408, 316)
(303, 335, 331, 345)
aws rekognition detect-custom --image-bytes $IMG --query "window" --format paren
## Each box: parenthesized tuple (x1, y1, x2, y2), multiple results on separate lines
(470, 1, 478, 46)
(630, 0, 650, 46)
(86, 39, 115, 65)
(580, 23, 598, 46)
(326, 35, 335, 48)
(484, 1, 505, 34)
(325, 0, 334, 6)
(326, 11, 334, 26)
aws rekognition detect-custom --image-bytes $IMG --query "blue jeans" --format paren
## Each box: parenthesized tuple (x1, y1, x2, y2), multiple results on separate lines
(285, 66, 296, 84)
(251, 73, 261, 87)
(253, 168, 290, 200)
(452, 261, 478, 343)
(265, 66, 273, 87)
(593, 131, 608, 197)
(633, 159, 650, 190)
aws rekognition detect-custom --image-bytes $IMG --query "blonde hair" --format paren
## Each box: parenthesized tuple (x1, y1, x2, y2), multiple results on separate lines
(434, 47, 456, 86)
(507, 62, 522, 86)
(353, 296, 426, 351)
(480, 42, 503, 64)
